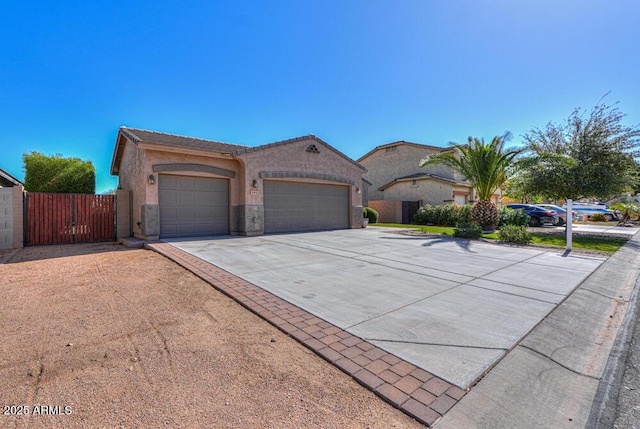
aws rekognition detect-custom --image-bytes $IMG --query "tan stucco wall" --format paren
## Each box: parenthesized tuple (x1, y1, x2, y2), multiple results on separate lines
(360, 144, 453, 201)
(236, 137, 364, 229)
(117, 139, 148, 238)
(382, 179, 457, 206)
(368, 200, 402, 224)
(144, 150, 241, 205)
(116, 189, 131, 238)
(115, 135, 365, 237)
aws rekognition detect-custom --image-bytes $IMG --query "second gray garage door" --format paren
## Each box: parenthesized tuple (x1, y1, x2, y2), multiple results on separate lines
(159, 175, 229, 238)
(264, 181, 349, 233)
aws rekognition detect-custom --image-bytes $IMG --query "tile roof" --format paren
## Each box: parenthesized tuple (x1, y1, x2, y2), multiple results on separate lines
(377, 172, 463, 191)
(111, 127, 366, 174)
(120, 127, 248, 153)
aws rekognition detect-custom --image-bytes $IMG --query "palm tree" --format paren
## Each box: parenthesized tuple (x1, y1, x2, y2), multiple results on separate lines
(419, 132, 523, 231)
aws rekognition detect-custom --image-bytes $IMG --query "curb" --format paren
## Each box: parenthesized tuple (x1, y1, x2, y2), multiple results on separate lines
(587, 240, 640, 428)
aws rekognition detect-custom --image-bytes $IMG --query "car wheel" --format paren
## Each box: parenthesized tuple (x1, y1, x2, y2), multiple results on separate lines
(605, 214, 615, 221)
(530, 217, 541, 227)
(556, 218, 564, 226)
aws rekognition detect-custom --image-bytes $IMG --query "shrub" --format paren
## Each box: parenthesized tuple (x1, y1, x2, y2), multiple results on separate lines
(414, 204, 471, 226)
(590, 213, 607, 222)
(363, 207, 379, 223)
(499, 206, 529, 227)
(453, 220, 483, 239)
(498, 225, 532, 245)
(457, 204, 472, 223)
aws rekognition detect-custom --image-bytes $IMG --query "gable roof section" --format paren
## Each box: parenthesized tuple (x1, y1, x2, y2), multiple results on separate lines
(357, 141, 448, 163)
(111, 127, 249, 174)
(378, 172, 465, 191)
(0, 168, 22, 187)
(111, 128, 366, 175)
(233, 134, 366, 172)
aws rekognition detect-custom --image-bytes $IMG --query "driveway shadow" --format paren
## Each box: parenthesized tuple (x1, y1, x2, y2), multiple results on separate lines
(380, 233, 477, 252)
(419, 235, 476, 252)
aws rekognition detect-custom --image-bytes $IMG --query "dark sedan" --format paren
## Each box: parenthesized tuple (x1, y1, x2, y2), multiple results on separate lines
(506, 204, 558, 227)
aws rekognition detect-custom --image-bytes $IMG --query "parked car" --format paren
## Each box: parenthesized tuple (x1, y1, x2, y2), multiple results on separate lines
(536, 204, 578, 226)
(563, 203, 619, 221)
(506, 204, 558, 227)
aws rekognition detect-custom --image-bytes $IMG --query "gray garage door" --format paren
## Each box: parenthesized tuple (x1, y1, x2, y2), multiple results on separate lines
(159, 175, 229, 238)
(264, 181, 349, 233)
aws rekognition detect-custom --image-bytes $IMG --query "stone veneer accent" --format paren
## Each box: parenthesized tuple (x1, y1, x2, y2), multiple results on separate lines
(232, 205, 264, 235)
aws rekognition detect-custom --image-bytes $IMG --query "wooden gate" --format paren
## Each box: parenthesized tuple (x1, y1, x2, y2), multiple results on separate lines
(25, 193, 116, 245)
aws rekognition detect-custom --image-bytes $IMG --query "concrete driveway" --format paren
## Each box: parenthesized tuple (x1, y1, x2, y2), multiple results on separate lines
(165, 228, 605, 389)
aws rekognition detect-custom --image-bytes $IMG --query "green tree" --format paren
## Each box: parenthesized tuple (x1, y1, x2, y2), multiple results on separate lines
(23, 152, 96, 193)
(516, 98, 640, 201)
(419, 132, 523, 230)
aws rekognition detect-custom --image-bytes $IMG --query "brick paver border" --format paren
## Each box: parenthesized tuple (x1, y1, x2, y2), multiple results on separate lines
(147, 242, 467, 427)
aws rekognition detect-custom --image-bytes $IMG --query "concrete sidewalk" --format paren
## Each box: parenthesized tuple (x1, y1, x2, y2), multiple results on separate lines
(165, 229, 604, 391)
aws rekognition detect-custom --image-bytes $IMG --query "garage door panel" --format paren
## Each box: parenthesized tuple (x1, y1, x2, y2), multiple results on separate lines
(264, 181, 348, 233)
(159, 175, 229, 238)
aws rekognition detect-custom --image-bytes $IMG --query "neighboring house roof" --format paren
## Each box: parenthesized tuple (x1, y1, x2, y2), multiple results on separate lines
(0, 168, 22, 187)
(357, 140, 449, 162)
(377, 172, 467, 191)
(111, 127, 366, 175)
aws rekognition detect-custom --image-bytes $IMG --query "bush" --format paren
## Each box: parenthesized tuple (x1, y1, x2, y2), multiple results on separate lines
(590, 213, 607, 222)
(363, 207, 379, 223)
(23, 151, 96, 193)
(414, 204, 471, 226)
(453, 220, 483, 239)
(499, 206, 529, 227)
(457, 204, 472, 223)
(498, 225, 532, 245)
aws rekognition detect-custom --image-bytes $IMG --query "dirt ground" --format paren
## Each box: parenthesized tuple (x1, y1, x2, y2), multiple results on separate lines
(0, 243, 422, 429)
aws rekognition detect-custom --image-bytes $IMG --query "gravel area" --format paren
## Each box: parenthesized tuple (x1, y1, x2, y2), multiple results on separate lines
(0, 243, 422, 429)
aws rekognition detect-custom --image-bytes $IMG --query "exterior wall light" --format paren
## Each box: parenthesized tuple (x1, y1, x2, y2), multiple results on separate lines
(148, 174, 156, 185)
(252, 179, 259, 188)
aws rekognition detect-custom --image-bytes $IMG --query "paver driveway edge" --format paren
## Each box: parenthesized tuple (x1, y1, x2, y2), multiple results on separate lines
(146, 242, 467, 427)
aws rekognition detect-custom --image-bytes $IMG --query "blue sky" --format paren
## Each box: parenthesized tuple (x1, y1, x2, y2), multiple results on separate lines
(2, 0, 639, 193)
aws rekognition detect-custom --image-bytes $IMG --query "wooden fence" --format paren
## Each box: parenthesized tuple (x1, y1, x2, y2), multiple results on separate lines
(25, 193, 116, 245)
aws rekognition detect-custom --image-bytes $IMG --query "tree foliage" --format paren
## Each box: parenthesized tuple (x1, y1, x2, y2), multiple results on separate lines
(23, 152, 96, 193)
(419, 132, 523, 230)
(515, 98, 640, 201)
(420, 132, 523, 200)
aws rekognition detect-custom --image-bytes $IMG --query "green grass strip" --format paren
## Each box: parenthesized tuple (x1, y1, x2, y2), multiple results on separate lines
(370, 223, 628, 253)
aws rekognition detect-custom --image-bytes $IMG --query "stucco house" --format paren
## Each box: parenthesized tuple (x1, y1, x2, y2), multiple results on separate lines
(358, 141, 501, 223)
(110, 127, 366, 239)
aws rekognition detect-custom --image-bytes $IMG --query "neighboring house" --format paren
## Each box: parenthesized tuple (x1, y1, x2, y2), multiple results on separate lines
(0, 168, 22, 187)
(110, 127, 366, 240)
(0, 168, 23, 249)
(358, 141, 501, 223)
